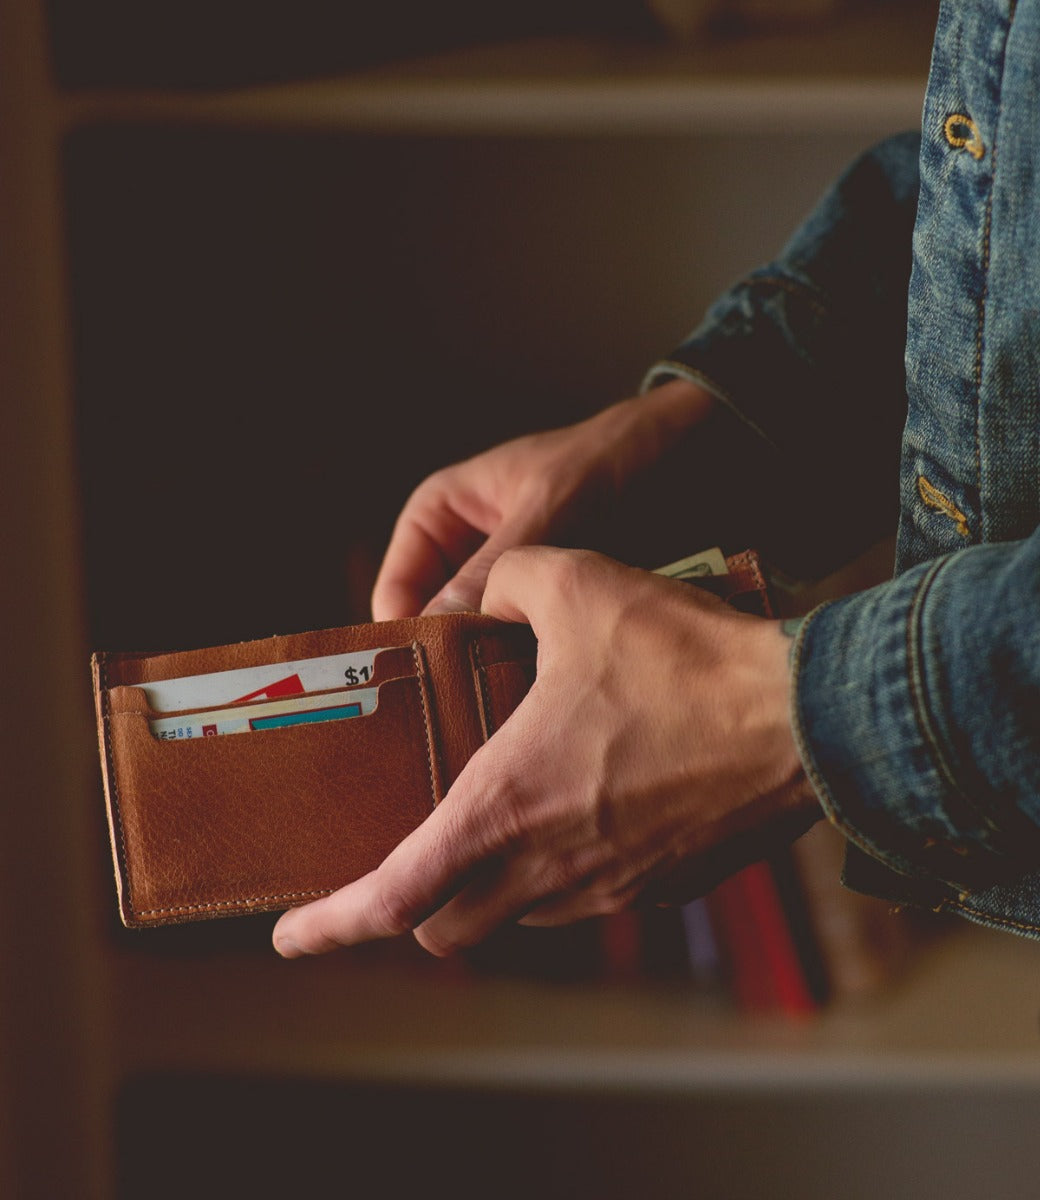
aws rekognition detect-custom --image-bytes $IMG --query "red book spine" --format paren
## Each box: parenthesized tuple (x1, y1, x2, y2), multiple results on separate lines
(707, 860, 818, 1017)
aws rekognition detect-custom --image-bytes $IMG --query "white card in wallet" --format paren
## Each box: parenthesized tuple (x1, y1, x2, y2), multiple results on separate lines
(139, 648, 387, 712)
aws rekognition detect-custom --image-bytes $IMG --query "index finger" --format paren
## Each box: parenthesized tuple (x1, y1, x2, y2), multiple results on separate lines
(371, 507, 483, 620)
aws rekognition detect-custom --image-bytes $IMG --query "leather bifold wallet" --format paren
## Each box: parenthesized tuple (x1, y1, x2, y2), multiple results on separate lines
(92, 552, 771, 928)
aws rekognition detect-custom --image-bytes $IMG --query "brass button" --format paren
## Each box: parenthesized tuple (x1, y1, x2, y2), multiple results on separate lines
(944, 113, 985, 160)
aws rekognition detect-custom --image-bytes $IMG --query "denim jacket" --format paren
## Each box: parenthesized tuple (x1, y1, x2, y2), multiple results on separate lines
(645, 0, 1040, 938)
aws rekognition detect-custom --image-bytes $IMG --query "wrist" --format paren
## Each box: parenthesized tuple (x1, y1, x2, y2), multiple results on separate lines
(751, 619, 822, 825)
(640, 376, 718, 434)
(597, 378, 717, 488)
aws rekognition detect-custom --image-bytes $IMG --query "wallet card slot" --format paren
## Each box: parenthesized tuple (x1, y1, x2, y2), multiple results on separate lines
(471, 654, 535, 740)
(92, 613, 538, 927)
(103, 671, 443, 925)
(328, 643, 419, 692)
(105, 643, 423, 720)
(103, 637, 419, 701)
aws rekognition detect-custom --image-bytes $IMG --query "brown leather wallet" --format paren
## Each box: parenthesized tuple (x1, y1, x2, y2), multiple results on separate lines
(93, 613, 536, 927)
(92, 552, 770, 928)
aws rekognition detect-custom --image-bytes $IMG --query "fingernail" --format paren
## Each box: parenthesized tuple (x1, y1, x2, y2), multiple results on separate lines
(424, 593, 475, 615)
(274, 937, 303, 958)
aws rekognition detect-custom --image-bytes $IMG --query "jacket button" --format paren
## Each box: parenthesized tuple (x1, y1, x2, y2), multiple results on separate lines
(944, 113, 985, 160)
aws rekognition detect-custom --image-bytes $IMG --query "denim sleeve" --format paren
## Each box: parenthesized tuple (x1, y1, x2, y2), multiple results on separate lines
(791, 532, 1040, 933)
(643, 132, 920, 466)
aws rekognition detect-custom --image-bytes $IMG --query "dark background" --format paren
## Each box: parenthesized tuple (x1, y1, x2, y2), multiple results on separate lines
(13, 5, 1025, 1200)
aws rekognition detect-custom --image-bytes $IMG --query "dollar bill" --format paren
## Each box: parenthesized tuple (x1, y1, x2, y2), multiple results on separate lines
(653, 547, 728, 580)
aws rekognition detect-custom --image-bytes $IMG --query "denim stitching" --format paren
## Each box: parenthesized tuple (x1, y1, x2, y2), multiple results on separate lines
(788, 601, 916, 874)
(918, 474, 971, 537)
(972, 1, 1017, 501)
(792, 579, 989, 893)
(944, 898, 1040, 937)
(641, 362, 776, 448)
(906, 556, 962, 801)
(975, 190, 994, 496)
(747, 274, 829, 321)
(906, 552, 1005, 844)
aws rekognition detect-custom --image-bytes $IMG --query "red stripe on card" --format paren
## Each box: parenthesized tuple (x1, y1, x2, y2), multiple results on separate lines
(233, 674, 305, 703)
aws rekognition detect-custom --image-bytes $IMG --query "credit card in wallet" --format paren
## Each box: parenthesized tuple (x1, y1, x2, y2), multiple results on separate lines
(149, 686, 379, 740)
(140, 648, 388, 713)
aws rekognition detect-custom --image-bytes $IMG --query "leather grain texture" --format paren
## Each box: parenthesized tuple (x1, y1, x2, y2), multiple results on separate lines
(94, 613, 535, 926)
(688, 549, 775, 618)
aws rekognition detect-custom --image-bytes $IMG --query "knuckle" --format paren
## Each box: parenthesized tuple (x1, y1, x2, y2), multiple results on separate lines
(537, 844, 598, 894)
(451, 761, 532, 854)
(460, 548, 499, 586)
(518, 472, 558, 513)
(588, 889, 628, 919)
(490, 545, 593, 606)
(401, 477, 437, 513)
(408, 467, 456, 512)
(418, 464, 453, 492)
(366, 887, 420, 938)
(487, 544, 533, 582)
(483, 776, 533, 853)
(543, 548, 599, 601)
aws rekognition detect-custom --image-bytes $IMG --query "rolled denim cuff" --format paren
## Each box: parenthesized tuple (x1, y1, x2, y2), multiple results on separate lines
(641, 274, 828, 454)
(641, 357, 772, 446)
(790, 552, 1038, 900)
(642, 134, 921, 459)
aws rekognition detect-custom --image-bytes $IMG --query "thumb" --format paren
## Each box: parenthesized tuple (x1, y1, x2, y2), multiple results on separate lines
(421, 518, 546, 616)
(480, 544, 583, 627)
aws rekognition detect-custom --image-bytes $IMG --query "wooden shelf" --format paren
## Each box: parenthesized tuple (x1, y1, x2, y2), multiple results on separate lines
(61, 6, 933, 136)
(13, 0, 1040, 1191)
(111, 925, 1040, 1092)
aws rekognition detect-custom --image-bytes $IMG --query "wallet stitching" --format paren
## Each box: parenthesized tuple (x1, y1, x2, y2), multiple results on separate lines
(470, 639, 494, 740)
(126, 667, 438, 916)
(98, 654, 138, 915)
(410, 641, 439, 809)
(472, 640, 537, 741)
(136, 889, 335, 917)
(111, 651, 440, 920)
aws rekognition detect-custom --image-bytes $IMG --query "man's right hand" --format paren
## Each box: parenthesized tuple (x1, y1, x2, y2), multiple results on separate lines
(371, 377, 716, 620)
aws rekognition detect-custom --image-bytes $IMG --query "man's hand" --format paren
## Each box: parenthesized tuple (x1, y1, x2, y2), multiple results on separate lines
(371, 379, 715, 620)
(274, 548, 820, 958)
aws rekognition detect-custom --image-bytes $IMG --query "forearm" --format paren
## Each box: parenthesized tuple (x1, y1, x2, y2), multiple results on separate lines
(598, 376, 717, 488)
